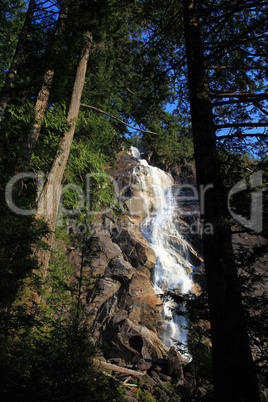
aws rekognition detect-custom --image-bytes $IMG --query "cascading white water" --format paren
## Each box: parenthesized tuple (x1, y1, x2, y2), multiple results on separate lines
(130, 146, 194, 359)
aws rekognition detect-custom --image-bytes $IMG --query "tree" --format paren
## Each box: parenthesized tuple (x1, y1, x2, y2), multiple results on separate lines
(201, 0, 268, 158)
(0, 0, 36, 121)
(36, 32, 92, 274)
(0, 0, 26, 86)
(22, 0, 69, 165)
(182, 1, 260, 400)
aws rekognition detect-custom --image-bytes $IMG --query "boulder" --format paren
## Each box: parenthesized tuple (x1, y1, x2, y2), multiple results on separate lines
(125, 197, 149, 219)
(94, 295, 119, 325)
(114, 228, 156, 271)
(159, 373, 172, 382)
(100, 315, 167, 361)
(126, 270, 163, 330)
(90, 278, 121, 310)
(167, 346, 185, 379)
(105, 151, 139, 194)
(134, 358, 153, 371)
(107, 257, 135, 283)
(149, 370, 162, 384)
(90, 252, 109, 277)
(98, 234, 122, 261)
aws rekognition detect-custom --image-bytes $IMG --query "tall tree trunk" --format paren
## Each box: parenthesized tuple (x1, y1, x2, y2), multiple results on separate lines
(23, 0, 69, 164)
(182, 1, 260, 401)
(0, 0, 36, 122)
(36, 33, 92, 274)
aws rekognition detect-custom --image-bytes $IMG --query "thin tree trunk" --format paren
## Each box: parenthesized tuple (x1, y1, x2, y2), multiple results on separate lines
(23, 0, 69, 163)
(36, 33, 92, 274)
(182, 1, 260, 401)
(77, 252, 84, 318)
(0, 0, 36, 122)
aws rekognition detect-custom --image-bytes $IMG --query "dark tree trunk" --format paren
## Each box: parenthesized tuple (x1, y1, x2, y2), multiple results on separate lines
(0, 0, 36, 122)
(36, 33, 92, 274)
(182, 1, 260, 401)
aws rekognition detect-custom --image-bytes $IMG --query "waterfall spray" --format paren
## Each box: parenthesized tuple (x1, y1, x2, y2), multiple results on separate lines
(130, 146, 194, 360)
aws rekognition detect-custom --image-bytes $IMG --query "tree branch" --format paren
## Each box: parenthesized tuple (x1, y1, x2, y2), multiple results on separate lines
(80, 104, 159, 135)
(216, 122, 268, 129)
(206, 16, 268, 58)
(208, 65, 265, 71)
(217, 133, 267, 139)
(197, 1, 268, 15)
(213, 97, 268, 107)
(253, 102, 268, 116)
(211, 92, 268, 99)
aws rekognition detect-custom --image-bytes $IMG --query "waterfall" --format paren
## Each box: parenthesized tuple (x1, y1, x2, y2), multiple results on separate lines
(130, 146, 194, 359)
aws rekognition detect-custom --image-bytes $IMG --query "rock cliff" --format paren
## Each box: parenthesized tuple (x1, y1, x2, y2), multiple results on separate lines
(66, 151, 204, 364)
(64, 150, 267, 401)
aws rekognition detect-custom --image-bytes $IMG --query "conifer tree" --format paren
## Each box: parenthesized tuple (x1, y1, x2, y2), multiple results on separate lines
(182, 1, 260, 400)
(0, 0, 36, 121)
(22, 0, 69, 164)
(36, 32, 92, 274)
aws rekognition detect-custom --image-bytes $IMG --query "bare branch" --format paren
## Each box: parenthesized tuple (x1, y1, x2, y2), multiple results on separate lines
(216, 122, 268, 129)
(212, 92, 268, 99)
(208, 65, 265, 71)
(217, 133, 267, 139)
(80, 104, 159, 135)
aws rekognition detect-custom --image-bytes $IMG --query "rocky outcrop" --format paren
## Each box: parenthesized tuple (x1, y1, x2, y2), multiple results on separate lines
(65, 152, 170, 360)
(87, 211, 166, 359)
(92, 353, 204, 402)
(66, 151, 205, 363)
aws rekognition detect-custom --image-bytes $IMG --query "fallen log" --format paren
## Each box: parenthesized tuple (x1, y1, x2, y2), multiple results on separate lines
(101, 370, 138, 388)
(94, 359, 145, 378)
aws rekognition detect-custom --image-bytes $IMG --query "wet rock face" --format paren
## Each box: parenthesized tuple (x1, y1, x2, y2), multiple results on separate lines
(88, 213, 165, 360)
(114, 228, 156, 271)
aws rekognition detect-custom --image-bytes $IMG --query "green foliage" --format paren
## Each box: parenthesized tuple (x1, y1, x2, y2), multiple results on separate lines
(0, 100, 34, 171)
(135, 114, 194, 168)
(133, 382, 181, 402)
(0, 235, 124, 401)
(0, 210, 48, 311)
(132, 375, 181, 401)
(219, 150, 256, 188)
(31, 103, 69, 170)
(0, 0, 27, 88)
(235, 241, 268, 375)
(170, 291, 214, 400)
(0, 317, 125, 401)
(157, 382, 182, 402)
(76, 109, 123, 160)
(133, 387, 157, 401)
